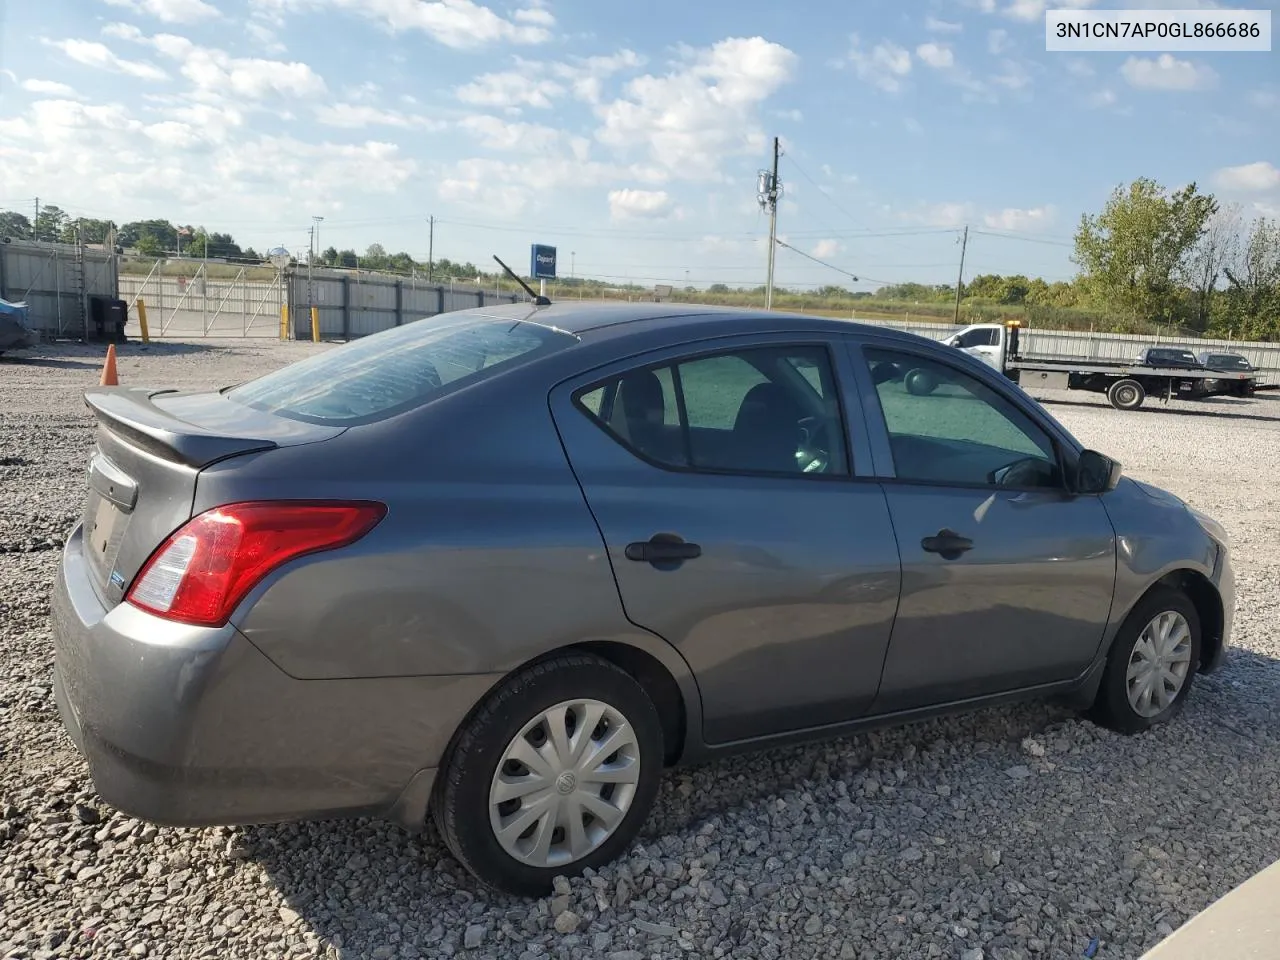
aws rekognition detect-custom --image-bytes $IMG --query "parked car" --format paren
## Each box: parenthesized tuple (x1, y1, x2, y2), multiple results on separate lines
(52, 302, 1234, 895)
(1196, 351, 1260, 397)
(1134, 346, 1203, 369)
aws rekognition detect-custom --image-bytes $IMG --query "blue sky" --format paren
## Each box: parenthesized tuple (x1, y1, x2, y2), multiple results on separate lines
(0, 0, 1276, 291)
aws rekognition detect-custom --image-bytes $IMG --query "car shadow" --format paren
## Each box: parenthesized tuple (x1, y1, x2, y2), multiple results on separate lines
(0, 356, 105, 371)
(243, 645, 1280, 958)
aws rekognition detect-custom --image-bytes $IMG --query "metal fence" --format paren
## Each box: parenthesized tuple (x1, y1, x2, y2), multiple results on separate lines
(0, 239, 118, 339)
(118, 265, 521, 339)
(289, 269, 520, 339)
(853, 315, 1280, 380)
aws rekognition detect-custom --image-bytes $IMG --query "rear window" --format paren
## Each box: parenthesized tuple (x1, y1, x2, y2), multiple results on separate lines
(228, 314, 577, 424)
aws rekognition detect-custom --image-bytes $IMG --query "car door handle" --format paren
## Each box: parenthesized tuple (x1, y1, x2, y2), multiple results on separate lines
(625, 534, 702, 564)
(920, 528, 973, 559)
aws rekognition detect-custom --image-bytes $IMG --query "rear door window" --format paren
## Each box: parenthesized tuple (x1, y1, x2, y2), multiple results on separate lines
(229, 314, 577, 424)
(574, 344, 849, 477)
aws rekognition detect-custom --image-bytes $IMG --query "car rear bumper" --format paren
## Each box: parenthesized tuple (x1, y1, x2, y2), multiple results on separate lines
(52, 523, 502, 830)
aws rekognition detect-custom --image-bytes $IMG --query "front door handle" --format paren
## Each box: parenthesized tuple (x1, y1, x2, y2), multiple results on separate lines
(921, 528, 973, 560)
(625, 533, 702, 565)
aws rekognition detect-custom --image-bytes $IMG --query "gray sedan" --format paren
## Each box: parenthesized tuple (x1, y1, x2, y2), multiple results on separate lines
(52, 302, 1234, 895)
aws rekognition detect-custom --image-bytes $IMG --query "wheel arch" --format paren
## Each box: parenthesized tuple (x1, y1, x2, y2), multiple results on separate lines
(1116, 569, 1224, 673)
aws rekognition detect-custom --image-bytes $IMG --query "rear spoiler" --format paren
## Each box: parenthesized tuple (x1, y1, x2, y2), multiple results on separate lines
(84, 387, 279, 468)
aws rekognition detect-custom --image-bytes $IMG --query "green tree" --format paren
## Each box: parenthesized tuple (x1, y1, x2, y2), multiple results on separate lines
(336, 248, 358, 267)
(0, 210, 33, 239)
(320, 245, 338, 265)
(33, 205, 69, 242)
(1073, 177, 1217, 324)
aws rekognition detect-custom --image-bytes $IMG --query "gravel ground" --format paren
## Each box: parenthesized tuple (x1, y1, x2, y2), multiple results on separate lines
(2, 338, 1279, 960)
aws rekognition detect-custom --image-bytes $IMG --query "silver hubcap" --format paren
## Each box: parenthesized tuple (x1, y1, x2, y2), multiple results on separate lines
(1118, 386, 1136, 404)
(489, 699, 640, 868)
(1126, 611, 1193, 718)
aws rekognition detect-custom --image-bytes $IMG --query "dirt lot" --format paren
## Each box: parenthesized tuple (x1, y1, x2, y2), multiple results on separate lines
(2, 337, 1279, 960)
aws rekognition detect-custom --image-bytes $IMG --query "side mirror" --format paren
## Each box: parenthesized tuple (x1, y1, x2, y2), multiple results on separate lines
(1075, 449, 1122, 494)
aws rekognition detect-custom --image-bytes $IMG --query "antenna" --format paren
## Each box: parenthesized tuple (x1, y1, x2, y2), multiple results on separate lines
(493, 255, 551, 306)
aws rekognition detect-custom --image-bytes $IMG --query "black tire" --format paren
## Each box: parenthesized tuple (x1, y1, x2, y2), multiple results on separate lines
(904, 368, 937, 396)
(432, 653, 663, 896)
(1108, 378, 1146, 410)
(1088, 587, 1201, 735)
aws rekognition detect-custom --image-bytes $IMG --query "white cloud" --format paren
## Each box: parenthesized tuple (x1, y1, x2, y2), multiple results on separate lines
(46, 39, 168, 81)
(1003, 0, 1093, 20)
(916, 42, 954, 69)
(595, 36, 797, 180)
(21, 79, 78, 96)
(925, 16, 962, 32)
(1212, 161, 1280, 193)
(316, 102, 445, 129)
(843, 35, 912, 93)
(551, 50, 644, 104)
(992, 60, 1032, 90)
(901, 201, 974, 228)
(608, 188, 674, 220)
(983, 205, 1055, 230)
(1065, 57, 1095, 78)
(988, 29, 1010, 54)
(458, 114, 562, 151)
(456, 71, 564, 109)
(1248, 88, 1278, 110)
(1120, 54, 1217, 91)
(269, 0, 552, 48)
(120, 30, 327, 99)
(1089, 88, 1118, 107)
(103, 0, 220, 23)
(811, 239, 841, 258)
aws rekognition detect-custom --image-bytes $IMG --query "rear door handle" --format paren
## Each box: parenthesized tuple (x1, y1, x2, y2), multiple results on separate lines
(625, 533, 702, 565)
(920, 528, 973, 560)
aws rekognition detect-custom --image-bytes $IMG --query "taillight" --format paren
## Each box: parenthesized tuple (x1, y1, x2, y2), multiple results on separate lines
(125, 501, 386, 627)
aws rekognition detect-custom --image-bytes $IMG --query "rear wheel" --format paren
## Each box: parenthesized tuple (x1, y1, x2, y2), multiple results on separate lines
(1108, 378, 1146, 410)
(432, 653, 663, 896)
(1089, 587, 1200, 734)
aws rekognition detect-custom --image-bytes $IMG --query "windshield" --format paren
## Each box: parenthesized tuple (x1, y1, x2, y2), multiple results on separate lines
(229, 314, 577, 424)
(1207, 354, 1252, 370)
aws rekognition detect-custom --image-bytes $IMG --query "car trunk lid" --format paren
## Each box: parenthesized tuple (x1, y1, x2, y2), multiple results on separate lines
(80, 386, 344, 606)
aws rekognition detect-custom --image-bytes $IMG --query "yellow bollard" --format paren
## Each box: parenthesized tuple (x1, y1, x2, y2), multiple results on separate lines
(310, 305, 320, 343)
(280, 305, 289, 341)
(136, 298, 151, 344)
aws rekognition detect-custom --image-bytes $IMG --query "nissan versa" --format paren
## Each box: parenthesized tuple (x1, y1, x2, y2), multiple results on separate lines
(52, 303, 1234, 895)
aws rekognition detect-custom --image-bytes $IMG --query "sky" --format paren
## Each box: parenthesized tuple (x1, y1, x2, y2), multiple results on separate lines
(0, 0, 1277, 291)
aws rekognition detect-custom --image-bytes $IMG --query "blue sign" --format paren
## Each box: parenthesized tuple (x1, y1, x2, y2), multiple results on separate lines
(530, 244, 557, 280)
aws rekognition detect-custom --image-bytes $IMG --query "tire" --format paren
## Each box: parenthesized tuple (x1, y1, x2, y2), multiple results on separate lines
(904, 368, 937, 396)
(1107, 378, 1146, 410)
(1088, 587, 1201, 735)
(432, 653, 663, 896)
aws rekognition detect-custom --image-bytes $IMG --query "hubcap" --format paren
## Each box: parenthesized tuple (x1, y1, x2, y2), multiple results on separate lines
(1118, 386, 1136, 404)
(488, 699, 641, 868)
(1126, 611, 1192, 718)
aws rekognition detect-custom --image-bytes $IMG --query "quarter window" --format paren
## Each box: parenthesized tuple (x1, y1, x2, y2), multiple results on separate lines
(576, 345, 849, 477)
(864, 346, 1059, 489)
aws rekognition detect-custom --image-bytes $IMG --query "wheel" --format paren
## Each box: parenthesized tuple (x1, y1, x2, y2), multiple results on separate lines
(1088, 587, 1201, 734)
(432, 653, 663, 896)
(1107, 379, 1145, 410)
(904, 368, 937, 396)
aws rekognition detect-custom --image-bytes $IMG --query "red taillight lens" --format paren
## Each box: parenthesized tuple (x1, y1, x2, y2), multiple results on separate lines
(125, 501, 387, 627)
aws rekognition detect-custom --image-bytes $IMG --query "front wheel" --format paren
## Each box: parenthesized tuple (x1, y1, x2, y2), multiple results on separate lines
(432, 653, 664, 896)
(1089, 587, 1201, 734)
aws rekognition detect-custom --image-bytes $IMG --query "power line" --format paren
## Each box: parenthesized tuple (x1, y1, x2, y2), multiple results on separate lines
(773, 238, 896, 287)
(971, 229, 1074, 248)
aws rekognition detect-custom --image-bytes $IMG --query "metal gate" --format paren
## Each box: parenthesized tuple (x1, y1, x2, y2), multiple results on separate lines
(119, 264, 286, 338)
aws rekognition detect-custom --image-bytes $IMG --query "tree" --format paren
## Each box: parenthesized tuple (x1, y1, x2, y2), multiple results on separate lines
(1214, 217, 1280, 340)
(120, 219, 178, 255)
(320, 246, 338, 266)
(336, 248, 358, 267)
(0, 211, 32, 240)
(1188, 204, 1241, 331)
(33, 205, 69, 243)
(1073, 177, 1217, 324)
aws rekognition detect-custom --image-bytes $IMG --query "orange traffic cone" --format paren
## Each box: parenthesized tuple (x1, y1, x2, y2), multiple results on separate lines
(100, 344, 119, 386)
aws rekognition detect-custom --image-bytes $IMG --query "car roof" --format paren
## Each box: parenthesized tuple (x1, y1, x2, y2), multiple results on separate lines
(457, 299, 912, 341)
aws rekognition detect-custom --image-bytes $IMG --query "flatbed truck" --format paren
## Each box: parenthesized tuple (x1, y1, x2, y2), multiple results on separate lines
(936, 321, 1276, 411)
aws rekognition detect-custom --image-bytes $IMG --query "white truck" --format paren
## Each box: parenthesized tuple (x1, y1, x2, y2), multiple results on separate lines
(934, 321, 1270, 411)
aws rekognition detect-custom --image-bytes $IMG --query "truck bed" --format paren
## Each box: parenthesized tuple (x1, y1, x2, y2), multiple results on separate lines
(1009, 355, 1256, 381)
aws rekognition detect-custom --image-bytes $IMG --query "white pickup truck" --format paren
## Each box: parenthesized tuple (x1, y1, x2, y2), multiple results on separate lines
(935, 321, 1269, 411)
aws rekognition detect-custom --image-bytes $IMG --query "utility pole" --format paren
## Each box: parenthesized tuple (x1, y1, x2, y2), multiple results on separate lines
(427, 216, 435, 281)
(952, 224, 969, 325)
(759, 137, 782, 310)
(33, 198, 39, 242)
